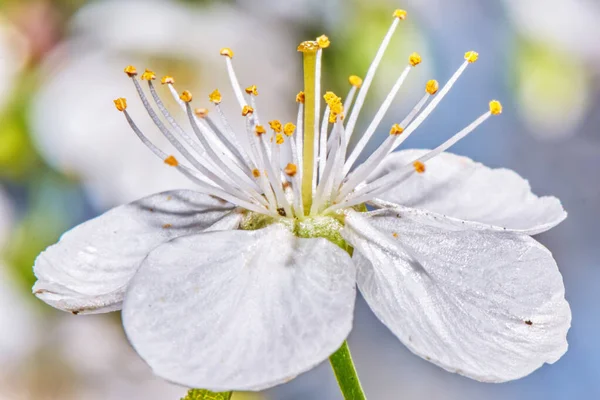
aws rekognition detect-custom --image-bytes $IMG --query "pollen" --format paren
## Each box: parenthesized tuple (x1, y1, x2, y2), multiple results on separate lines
(349, 75, 363, 88)
(242, 105, 254, 116)
(283, 122, 296, 136)
(209, 89, 222, 104)
(276, 133, 284, 145)
(284, 163, 297, 177)
(252, 168, 261, 178)
(164, 155, 179, 167)
(255, 125, 266, 135)
(296, 91, 305, 103)
(393, 9, 407, 20)
(194, 108, 209, 118)
(316, 34, 330, 49)
(161, 75, 175, 85)
(113, 97, 127, 112)
(392, 232, 399, 238)
(389, 124, 404, 135)
(413, 160, 426, 174)
(489, 100, 503, 115)
(220, 48, 234, 58)
(180, 90, 193, 103)
(268, 120, 282, 133)
(409, 52, 422, 67)
(297, 40, 320, 53)
(245, 85, 258, 96)
(464, 51, 479, 63)
(141, 69, 156, 81)
(426, 79, 439, 95)
(124, 65, 137, 77)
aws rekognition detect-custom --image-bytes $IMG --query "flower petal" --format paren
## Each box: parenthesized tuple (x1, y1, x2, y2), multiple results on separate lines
(368, 150, 566, 234)
(342, 209, 570, 382)
(122, 224, 356, 391)
(33, 190, 239, 314)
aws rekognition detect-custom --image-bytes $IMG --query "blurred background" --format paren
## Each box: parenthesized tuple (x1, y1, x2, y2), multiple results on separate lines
(0, 0, 598, 399)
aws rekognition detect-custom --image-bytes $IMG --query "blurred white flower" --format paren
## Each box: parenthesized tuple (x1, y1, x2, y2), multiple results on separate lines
(0, 17, 29, 111)
(30, 0, 298, 209)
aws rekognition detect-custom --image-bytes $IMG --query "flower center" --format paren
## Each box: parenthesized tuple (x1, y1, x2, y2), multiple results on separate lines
(113, 9, 502, 222)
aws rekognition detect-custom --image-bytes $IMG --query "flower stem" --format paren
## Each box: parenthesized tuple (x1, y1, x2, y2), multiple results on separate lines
(182, 389, 232, 400)
(329, 340, 367, 400)
(301, 48, 317, 214)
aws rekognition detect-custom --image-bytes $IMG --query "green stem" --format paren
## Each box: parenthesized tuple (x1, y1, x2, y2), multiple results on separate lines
(182, 389, 232, 400)
(329, 341, 367, 400)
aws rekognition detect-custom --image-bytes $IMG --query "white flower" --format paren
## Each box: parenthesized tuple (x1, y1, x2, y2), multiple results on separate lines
(33, 10, 570, 392)
(29, 0, 297, 208)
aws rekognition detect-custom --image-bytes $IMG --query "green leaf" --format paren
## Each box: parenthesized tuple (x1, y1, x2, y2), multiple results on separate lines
(181, 389, 233, 400)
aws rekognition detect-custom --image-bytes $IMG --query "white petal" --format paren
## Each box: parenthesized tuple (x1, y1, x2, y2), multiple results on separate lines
(368, 150, 566, 234)
(122, 224, 356, 391)
(342, 209, 570, 383)
(33, 190, 239, 314)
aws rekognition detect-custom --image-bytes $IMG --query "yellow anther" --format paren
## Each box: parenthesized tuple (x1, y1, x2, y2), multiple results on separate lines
(164, 155, 179, 167)
(276, 133, 284, 145)
(409, 52, 422, 67)
(349, 75, 363, 88)
(220, 48, 234, 58)
(113, 97, 127, 112)
(252, 168, 261, 178)
(489, 100, 503, 115)
(268, 120, 282, 133)
(389, 124, 404, 135)
(392, 232, 399, 238)
(180, 90, 193, 103)
(316, 35, 330, 49)
(194, 108, 209, 118)
(464, 51, 479, 63)
(161, 75, 175, 85)
(124, 65, 137, 77)
(283, 122, 296, 136)
(413, 160, 426, 174)
(284, 163, 298, 177)
(426, 79, 439, 95)
(393, 9, 407, 20)
(296, 91, 305, 103)
(255, 125, 266, 135)
(245, 85, 258, 96)
(242, 105, 254, 116)
(141, 69, 156, 81)
(297, 40, 320, 53)
(209, 89, 222, 104)
(323, 91, 338, 105)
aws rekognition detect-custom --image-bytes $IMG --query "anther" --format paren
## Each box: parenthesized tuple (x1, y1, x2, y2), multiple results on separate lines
(164, 155, 179, 167)
(209, 89, 222, 104)
(141, 69, 156, 81)
(409, 52, 422, 67)
(269, 120, 282, 133)
(284, 163, 298, 177)
(297, 40, 320, 53)
(489, 100, 502, 115)
(242, 105, 254, 116)
(252, 168, 261, 178)
(283, 122, 296, 136)
(124, 65, 137, 77)
(245, 85, 258, 96)
(276, 133, 284, 145)
(349, 75, 363, 88)
(194, 108, 209, 118)
(220, 48, 234, 58)
(393, 9, 407, 20)
(317, 35, 330, 49)
(113, 97, 127, 112)
(464, 51, 479, 63)
(180, 90, 193, 103)
(296, 91, 305, 103)
(389, 124, 404, 135)
(413, 160, 426, 173)
(255, 125, 266, 135)
(426, 79, 439, 95)
(161, 75, 175, 85)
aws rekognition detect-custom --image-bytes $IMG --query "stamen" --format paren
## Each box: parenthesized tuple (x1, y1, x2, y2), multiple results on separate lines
(269, 120, 282, 133)
(124, 65, 137, 77)
(343, 75, 362, 115)
(113, 97, 127, 111)
(245, 85, 259, 96)
(413, 160, 425, 173)
(209, 89, 222, 104)
(161, 75, 175, 85)
(220, 48, 247, 110)
(284, 163, 297, 176)
(164, 155, 179, 167)
(141, 69, 156, 81)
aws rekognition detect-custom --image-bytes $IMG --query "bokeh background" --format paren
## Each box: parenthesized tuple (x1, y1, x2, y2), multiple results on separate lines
(0, 0, 598, 399)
